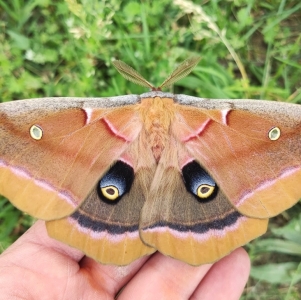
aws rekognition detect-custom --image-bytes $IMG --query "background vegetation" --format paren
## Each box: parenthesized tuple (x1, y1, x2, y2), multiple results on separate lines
(0, 0, 300, 298)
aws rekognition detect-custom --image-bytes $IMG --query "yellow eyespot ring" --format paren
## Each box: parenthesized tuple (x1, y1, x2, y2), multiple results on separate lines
(30, 125, 43, 140)
(101, 186, 119, 200)
(268, 127, 281, 141)
(197, 184, 215, 199)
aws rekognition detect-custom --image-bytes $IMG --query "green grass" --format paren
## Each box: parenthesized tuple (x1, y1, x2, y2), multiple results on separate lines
(0, 0, 301, 298)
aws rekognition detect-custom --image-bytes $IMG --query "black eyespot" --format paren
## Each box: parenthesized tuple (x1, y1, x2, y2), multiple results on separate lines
(97, 160, 134, 204)
(182, 160, 218, 202)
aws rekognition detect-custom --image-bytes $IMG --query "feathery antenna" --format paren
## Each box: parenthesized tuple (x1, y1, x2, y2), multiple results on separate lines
(112, 60, 154, 89)
(112, 57, 201, 91)
(159, 57, 201, 89)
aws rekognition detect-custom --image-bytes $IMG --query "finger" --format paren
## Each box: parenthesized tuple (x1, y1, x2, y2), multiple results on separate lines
(79, 255, 150, 296)
(1, 220, 152, 284)
(0, 220, 85, 272)
(118, 252, 213, 299)
(1, 220, 154, 297)
(190, 248, 250, 300)
(0, 220, 86, 298)
(0, 220, 154, 298)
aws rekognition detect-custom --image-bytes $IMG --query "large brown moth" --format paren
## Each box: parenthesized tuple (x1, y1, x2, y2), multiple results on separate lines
(1, 57, 301, 266)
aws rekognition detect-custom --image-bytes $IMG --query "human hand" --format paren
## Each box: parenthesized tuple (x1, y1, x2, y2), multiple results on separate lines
(0, 221, 250, 299)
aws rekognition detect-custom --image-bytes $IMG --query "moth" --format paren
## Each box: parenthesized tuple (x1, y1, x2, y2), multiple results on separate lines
(1, 57, 301, 266)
